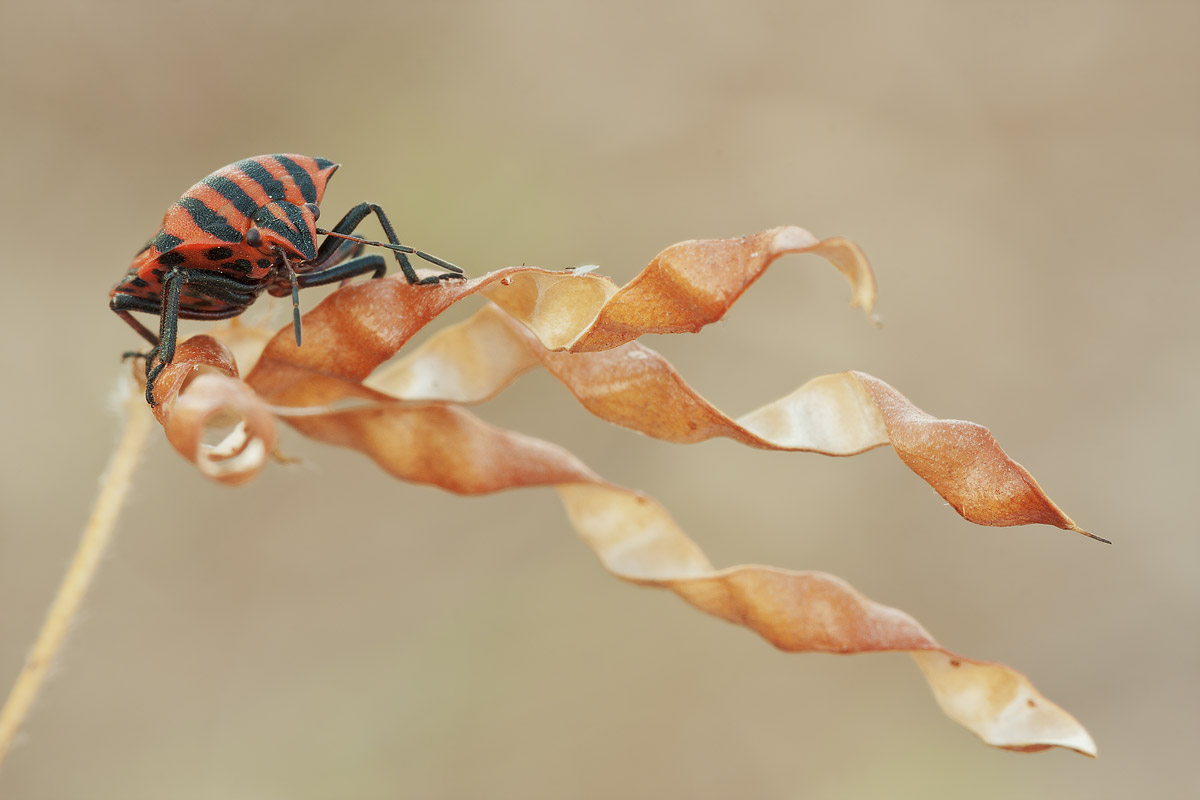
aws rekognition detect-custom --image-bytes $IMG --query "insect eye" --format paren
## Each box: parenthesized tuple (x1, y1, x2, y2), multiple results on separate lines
(245, 227, 262, 248)
(304, 203, 321, 221)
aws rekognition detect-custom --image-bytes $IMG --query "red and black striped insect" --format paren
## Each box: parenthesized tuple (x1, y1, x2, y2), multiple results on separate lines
(110, 154, 464, 405)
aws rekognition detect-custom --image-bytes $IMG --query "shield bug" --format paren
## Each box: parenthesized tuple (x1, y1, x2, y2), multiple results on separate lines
(110, 154, 464, 405)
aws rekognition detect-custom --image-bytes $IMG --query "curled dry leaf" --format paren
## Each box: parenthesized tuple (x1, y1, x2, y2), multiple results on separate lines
(146, 333, 278, 487)
(147, 226, 1098, 755)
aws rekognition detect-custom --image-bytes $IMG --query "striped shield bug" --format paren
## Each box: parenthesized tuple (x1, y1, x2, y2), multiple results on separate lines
(110, 154, 465, 405)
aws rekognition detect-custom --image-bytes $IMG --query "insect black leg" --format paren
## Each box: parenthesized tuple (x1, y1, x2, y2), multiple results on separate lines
(178, 270, 261, 306)
(110, 293, 163, 372)
(296, 254, 388, 288)
(311, 202, 464, 285)
(322, 237, 365, 271)
(144, 267, 184, 406)
(110, 293, 162, 348)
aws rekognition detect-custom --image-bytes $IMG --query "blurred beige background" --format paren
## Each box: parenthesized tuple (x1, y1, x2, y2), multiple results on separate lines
(1, 1, 1195, 797)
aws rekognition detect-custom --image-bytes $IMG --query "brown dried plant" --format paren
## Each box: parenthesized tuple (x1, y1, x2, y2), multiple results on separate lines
(0, 226, 1104, 769)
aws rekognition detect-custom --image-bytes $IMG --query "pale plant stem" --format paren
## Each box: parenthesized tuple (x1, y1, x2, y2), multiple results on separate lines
(0, 381, 152, 772)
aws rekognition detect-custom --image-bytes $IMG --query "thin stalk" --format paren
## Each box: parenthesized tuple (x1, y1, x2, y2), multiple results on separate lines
(0, 381, 152, 771)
